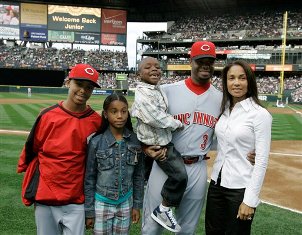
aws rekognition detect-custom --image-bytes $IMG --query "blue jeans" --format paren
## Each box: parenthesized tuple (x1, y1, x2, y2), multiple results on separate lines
(156, 143, 188, 207)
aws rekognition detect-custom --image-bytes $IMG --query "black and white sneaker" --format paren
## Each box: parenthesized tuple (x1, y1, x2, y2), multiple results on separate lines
(151, 205, 181, 233)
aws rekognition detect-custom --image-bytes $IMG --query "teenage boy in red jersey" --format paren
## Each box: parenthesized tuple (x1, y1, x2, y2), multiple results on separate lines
(17, 63, 102, 235)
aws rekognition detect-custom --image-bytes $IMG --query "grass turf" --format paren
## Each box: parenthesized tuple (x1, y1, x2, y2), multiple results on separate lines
(0, 92, 302, 234)
(0, 93, 301, 140)
(1, 134, 302, 234)
(272, 113, 302, 140)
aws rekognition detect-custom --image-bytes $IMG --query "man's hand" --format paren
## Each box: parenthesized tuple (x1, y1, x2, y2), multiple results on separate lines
(247, 151, 256, 165)
(143, 145, 167, 161)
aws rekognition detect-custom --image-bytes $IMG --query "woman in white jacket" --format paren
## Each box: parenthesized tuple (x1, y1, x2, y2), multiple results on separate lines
(205, 60, 272, 235)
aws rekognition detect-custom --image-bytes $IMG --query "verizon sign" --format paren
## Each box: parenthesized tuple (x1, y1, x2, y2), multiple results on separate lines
(101, 9, 126, 34)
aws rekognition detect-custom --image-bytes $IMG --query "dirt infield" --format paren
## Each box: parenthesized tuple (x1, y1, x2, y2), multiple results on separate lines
(269, 106, 302, 115)
(207, 140, 302, 212)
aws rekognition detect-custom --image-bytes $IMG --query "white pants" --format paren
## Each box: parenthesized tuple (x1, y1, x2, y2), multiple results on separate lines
(142, 160, 208, 235)
(35, 203, 85, 235)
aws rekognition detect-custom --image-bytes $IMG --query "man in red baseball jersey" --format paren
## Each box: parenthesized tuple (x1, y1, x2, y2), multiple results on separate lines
(17, 63, 102, 235)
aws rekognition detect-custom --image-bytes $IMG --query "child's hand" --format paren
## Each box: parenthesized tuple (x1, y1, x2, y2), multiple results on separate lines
(178, 123, 185, 131)
(132, 208, 140, 224)
(143, 145, 167, 161)
(85, 218, 94, 229)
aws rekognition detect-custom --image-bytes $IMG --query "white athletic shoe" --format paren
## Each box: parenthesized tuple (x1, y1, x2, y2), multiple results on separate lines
(151, 206, 181, 233)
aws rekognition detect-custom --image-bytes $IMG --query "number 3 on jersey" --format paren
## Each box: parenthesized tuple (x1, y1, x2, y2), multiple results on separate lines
(200, 134, 208, 150)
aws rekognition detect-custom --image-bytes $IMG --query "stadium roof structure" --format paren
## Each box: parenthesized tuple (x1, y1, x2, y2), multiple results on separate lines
(128, 0, 299, 22)
(12, 0, 300, 22)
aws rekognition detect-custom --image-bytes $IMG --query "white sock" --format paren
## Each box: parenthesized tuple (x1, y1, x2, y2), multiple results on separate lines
(159, 203, 170, 212)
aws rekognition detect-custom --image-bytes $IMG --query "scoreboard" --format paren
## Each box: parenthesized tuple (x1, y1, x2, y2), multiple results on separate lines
(0, 2, 127, 46)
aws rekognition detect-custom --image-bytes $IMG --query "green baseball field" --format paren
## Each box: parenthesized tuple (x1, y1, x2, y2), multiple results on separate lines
(0, 91, 301, 234)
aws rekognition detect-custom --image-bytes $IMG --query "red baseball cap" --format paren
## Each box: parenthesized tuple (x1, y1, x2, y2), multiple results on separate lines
(189, 41, 216, 60)
(6, 6, 13, 11)
(69, 64, 100, 88)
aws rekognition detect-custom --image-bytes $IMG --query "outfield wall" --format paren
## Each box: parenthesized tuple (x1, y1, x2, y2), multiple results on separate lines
(0, 68, 65, 87)
(0, 85, 300, 103)
(0, 85, 134, 96)
(0, 85, 67, 94)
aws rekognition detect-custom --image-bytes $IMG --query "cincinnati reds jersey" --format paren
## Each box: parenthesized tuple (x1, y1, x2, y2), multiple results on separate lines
(161, 78, 222, 156)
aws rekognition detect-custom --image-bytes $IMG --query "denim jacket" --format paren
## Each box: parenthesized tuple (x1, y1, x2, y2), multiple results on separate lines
(84, 127, 145, 218)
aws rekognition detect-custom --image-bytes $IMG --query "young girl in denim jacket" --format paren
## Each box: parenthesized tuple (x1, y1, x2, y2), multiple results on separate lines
(84, 93, 145, 235)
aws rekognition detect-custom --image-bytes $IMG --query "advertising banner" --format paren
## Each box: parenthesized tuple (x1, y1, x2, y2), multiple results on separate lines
(0, 25, 18, 39)
(250, 64, 256, 71)
(227, 53, 271, 59)
(0, 3, 19, 39)
(20, 3, 47, 41)
(48, 30, 74, 42)
(20, 27, 47, 41)
(258, 95, 278, 102)
(74, 32, 100, 44)
(297, 64, 302, 71)
(217, 49, 258, 55)
(116, 73, 127, 80)
(101, 33, 126, 46)
(255, 65, 265, 71)
(265, 64, 293, 71)
(214, 65, 224, 71)
(101, 9, 126, 34)
(167, 64, 191, 71)
(92, 90, 114, 95)
(21, 3, 47, 25)
(48, 5, 101, 33)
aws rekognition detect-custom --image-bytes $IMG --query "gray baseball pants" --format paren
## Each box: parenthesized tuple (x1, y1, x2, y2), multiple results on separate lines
(142, 159, 208, 235)
(35, 203, 85, 235)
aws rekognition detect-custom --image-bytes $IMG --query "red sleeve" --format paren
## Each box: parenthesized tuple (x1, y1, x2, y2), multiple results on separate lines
(17, 114, 42, 173)
(17, 105, 58, 173)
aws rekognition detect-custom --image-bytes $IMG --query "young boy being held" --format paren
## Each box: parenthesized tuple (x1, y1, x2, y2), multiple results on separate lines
(17, 63, 102, 235)
(131, 57, 187, 233)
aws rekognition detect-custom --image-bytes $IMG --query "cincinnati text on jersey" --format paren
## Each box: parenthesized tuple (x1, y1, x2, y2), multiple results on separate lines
(174, 112, 218, 129)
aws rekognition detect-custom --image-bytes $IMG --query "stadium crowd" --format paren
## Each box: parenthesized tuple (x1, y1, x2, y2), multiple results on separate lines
(0, 43, 301, 102)
(0, 9, 302, 102)
(142, 10, 302, 41)
(127, 74, 302, 103)
(0, 46, 128, 71)
(146, 44, 302, 65)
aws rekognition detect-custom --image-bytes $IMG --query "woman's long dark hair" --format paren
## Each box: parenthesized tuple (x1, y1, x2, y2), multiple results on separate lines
(95, 92, 133, 135)
(220, 60, 263, 115)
